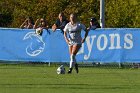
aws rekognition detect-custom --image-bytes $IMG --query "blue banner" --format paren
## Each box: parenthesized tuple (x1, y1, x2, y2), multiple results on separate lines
(0, 28, 140, 63)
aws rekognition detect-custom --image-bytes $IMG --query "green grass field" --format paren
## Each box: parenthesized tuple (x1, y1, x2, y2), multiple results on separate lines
(0, 64, 140, 93)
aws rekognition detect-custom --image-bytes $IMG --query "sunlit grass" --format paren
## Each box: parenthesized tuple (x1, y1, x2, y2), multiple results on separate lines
(0, 64, 140, 93)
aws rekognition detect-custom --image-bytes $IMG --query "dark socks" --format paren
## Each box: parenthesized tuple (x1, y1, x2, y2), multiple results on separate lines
(68, 63, 79, 74)
(75, 63, 79, 73)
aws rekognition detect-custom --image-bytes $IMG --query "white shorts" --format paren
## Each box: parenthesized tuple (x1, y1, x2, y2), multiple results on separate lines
(68, 39, 82, 46)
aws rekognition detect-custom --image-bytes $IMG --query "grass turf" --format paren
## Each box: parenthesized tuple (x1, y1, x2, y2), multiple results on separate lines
(0, 64, 140, 93)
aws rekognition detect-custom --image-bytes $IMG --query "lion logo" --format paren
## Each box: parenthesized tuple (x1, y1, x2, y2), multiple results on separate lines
(23, 32, 45, 56)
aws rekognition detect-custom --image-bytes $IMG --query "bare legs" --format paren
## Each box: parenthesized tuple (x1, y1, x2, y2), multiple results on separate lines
(68, 44, 81, 73)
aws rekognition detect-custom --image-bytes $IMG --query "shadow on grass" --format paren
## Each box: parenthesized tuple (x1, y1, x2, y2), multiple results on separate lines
(0, 83, 139, 90)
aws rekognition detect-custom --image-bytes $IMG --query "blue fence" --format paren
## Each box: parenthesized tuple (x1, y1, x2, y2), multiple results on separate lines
(0, 28, 140, 63)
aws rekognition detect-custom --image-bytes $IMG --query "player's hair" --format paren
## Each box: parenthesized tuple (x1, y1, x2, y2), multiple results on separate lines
(70, 13, 78, 22)
(70, 13, 77, 19)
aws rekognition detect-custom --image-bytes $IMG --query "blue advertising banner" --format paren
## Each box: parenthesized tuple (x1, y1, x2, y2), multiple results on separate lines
(0, 28, 140, 63)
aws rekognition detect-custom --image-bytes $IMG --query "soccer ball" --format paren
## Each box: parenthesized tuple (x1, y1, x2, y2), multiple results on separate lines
(57, 65, 65, 74)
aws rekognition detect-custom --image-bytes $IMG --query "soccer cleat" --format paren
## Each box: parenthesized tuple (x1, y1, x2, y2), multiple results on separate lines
(68, 68, 73, 74)
(75, 63, 79, 73)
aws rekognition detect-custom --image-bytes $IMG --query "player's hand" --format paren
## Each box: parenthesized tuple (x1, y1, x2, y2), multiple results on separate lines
(66, 39, 70, 45)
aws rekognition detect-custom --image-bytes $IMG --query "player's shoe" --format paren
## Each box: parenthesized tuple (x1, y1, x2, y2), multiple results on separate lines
(68, 68, 73, 74)
(75, 63, 79, 73)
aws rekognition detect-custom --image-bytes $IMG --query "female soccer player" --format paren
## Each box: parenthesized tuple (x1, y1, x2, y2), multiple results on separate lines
(63, 13, 89, 74)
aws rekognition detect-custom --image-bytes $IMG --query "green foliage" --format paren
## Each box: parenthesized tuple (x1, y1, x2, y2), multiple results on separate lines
(105, 0, 140, 27)
(0, 0, 139, 28)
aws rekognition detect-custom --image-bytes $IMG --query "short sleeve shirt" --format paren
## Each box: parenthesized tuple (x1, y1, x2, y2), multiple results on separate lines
(64, 22, 86, 42)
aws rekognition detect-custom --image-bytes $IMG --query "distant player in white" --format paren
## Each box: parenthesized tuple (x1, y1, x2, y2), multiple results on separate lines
(64, 13, 89, 74)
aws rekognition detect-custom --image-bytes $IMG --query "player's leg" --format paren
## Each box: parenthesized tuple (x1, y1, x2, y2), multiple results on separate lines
(71, 44, 81, 73)
(68, 45, 73, 73)
(72, 44, 81, 55)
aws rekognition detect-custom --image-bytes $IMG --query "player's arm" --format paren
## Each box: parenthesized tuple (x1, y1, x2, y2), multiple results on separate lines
(63, 24, 70, 44)
(64, 31, 69, 44)
(82, 28, 89, 43)
(81, 24, 89, 43)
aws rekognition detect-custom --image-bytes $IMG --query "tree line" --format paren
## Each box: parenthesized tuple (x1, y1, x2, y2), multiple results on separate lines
(0, 0, 139, 28)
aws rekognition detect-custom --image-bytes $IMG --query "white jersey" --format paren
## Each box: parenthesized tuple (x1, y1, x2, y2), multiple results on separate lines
(64, 22, 86, 45)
